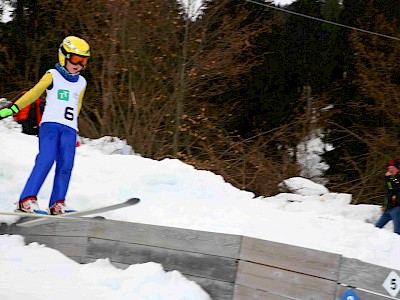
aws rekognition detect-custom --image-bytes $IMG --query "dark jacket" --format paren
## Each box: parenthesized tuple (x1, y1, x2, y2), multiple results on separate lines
(384, 174, 400, 210)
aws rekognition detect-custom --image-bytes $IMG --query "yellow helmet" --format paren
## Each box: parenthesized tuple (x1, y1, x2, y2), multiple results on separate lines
(58, 36, 90, 68)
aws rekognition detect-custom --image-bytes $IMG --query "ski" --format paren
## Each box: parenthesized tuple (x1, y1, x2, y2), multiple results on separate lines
(0, 198, 140, 227)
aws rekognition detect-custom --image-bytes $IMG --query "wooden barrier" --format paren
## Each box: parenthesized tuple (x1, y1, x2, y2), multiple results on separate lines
(1, 218, 399, 300)
(234, 236, 340, 299)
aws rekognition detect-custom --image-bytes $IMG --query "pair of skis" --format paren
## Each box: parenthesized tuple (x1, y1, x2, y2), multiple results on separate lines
(0, 198, 140, 227)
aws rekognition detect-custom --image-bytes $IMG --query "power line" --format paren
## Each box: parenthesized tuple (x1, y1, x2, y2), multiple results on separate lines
(246, 0, 400, 42)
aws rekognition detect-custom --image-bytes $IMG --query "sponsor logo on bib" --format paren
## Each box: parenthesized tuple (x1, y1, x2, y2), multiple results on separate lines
(58, 89, 70, 101)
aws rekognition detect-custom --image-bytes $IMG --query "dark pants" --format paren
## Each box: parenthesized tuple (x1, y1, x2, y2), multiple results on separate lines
(375, 206, 400, 234)
(19, 122, 77, 208)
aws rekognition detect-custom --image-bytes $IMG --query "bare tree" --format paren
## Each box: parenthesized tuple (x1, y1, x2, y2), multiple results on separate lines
(325, 12, 400, 204)
(0, 0, 297, 196)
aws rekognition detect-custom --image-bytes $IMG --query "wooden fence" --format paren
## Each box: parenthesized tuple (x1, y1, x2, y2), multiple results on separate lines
(1, 218, 399, 299)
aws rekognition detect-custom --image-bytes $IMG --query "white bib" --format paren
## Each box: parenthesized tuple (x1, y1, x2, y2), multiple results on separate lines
(40, 69, 87, 131)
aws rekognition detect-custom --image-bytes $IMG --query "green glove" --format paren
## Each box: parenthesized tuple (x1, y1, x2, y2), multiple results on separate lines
(0, 104, 19, 120)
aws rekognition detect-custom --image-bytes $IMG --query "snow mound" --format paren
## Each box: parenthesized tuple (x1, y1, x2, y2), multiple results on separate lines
(279, 176, 329, 196)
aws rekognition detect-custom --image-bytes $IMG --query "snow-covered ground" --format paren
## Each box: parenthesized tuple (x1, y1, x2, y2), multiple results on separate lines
(0, 117, 399, 299)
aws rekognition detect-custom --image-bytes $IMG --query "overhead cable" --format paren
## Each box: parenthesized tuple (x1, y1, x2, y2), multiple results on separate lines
(246, 0, 400, 42)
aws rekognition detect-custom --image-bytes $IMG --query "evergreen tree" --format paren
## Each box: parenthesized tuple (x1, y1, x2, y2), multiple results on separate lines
(321, 1, 400, 203)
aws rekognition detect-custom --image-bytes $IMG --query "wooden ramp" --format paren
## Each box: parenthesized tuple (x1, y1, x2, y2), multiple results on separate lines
(1, 218, 399, 299)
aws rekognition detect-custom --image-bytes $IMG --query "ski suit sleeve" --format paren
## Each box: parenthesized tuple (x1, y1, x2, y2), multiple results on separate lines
(14, 72, 53, 110)
(77, 84, 86, 115)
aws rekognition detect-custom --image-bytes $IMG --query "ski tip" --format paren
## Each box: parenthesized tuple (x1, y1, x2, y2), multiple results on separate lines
(126, 198, 140, 205)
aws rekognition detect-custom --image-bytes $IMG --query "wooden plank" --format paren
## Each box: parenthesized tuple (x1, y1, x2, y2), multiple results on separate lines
(86, 237, 238, 282)
(81, 254, 237, 300)
(22, 235, 88, 259)
(54, 258, 234, 300)
(68, 256, 91, 264)
(2, 219, 240, 258)
(236, 260, 337, 300)
(185, 275, 234, 300)
(88, 219, 242, 258)
(233, 284, 293, 300)
(339, 257, 400, 299)
(0, 222, 9, 234)
(3, 219, 92, 237)
(336, 285, 398, 300)
(240, 236, 341, 281)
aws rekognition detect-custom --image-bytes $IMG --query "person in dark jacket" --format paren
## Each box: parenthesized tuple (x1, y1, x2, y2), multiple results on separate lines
(375, 159, 400, 234)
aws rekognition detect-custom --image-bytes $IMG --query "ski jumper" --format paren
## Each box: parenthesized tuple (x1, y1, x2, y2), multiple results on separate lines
(16, 66, 86, 208)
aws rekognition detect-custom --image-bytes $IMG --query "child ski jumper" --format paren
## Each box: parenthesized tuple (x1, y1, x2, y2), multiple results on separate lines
(0, 36, 90, 214)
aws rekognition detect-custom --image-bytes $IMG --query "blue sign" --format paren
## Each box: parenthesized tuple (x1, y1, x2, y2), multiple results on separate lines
(340, 289, 360, 300)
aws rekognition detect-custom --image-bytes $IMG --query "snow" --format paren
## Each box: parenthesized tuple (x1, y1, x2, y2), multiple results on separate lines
(0, 117, 400, 299)
(274, 0, 295, 5)
(296, 130, 333, 183)
(0, 236, 208, 300)
(0, 1, 13, 23)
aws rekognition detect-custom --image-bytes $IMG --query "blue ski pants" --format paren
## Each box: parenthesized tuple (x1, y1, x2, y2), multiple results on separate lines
(20, 122, 77, 208)
(375, 206, 400, 234)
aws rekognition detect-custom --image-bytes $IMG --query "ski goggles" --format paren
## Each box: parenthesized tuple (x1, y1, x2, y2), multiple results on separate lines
(66, 54, 89, 67)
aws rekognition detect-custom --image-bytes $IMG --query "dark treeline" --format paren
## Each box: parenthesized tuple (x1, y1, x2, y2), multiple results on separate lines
(1, 0, 400, 204)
